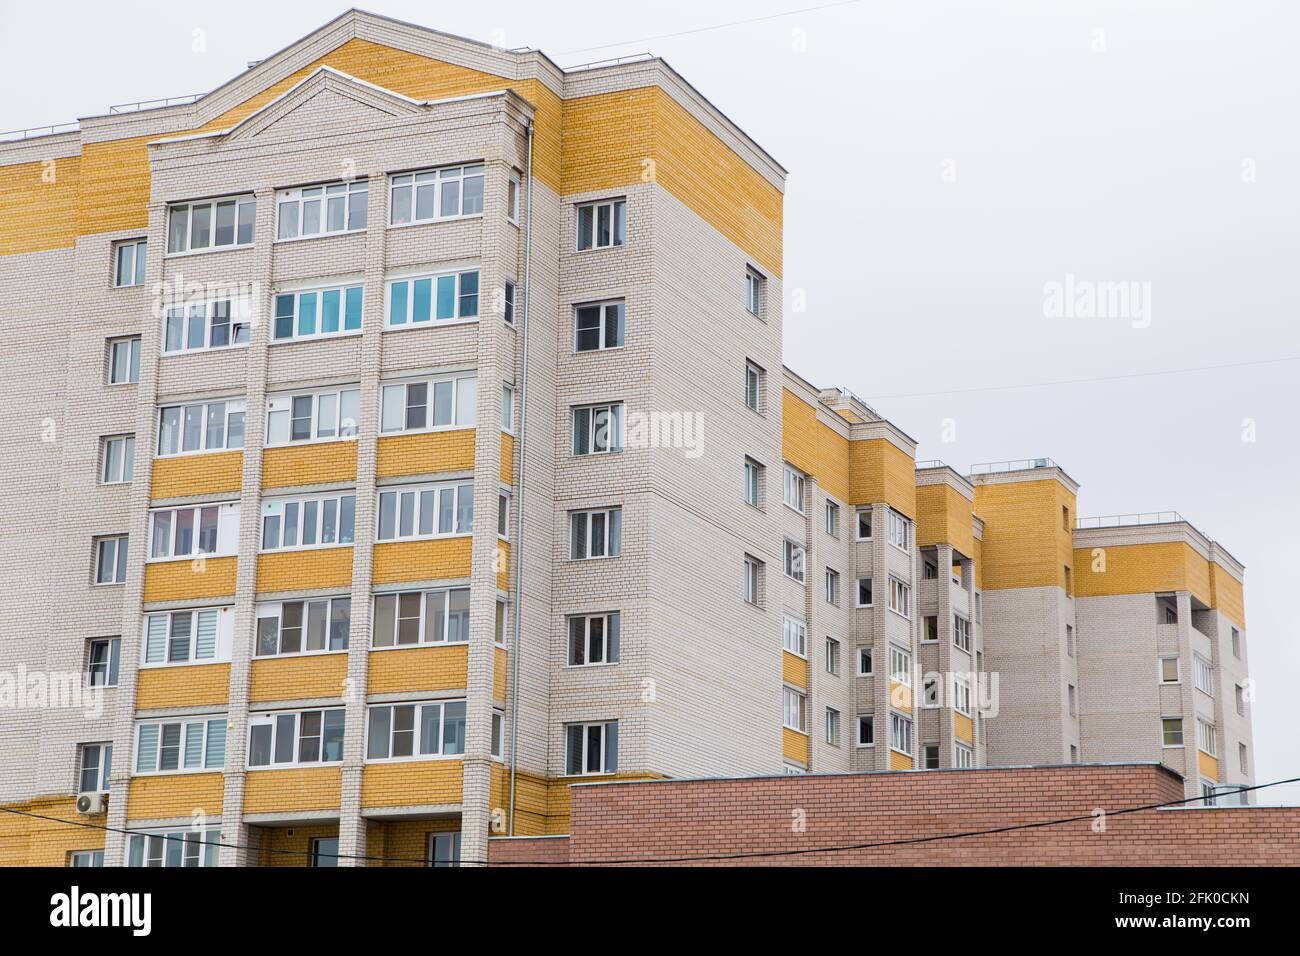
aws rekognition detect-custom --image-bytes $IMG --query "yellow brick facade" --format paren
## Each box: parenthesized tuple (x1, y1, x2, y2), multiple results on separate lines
(135, 663, 230, 709)
(261, 442, 357, 489)
(243, 767, 342, 815)
(367, 644, 468, 695)
(376, 429, 475, 479)
(371, 537, 472, 585)
(954, 712, 974, 745)
(0, 796, 103, 866)
(1072, 541, 1214, 608)
(126, 773, 224, 820)
(782, 650, 808, 689)
(360, 760, 463, 808)
(974, 479, 1076, 591)
(249, 654, 348, 702)
(150, 451, 244, 500)
(255, 546, 353, 594)
(916, 483, 976, 557)
(142, 556, 237, 603)
(782, 726, 809, 764)
(782, 389, 850, 503)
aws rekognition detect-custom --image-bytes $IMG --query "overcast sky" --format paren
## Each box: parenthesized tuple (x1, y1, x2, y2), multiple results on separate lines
(4, 0, 1296, 801)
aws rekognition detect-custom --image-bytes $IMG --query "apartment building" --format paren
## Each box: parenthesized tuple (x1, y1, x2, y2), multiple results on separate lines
(0, 11, 1252, 867)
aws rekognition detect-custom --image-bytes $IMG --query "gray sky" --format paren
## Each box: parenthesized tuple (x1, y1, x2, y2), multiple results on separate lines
(4, 0, 1296, 801)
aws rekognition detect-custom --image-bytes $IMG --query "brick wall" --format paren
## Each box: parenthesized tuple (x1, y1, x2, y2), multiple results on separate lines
(487, 763, 1300, 866)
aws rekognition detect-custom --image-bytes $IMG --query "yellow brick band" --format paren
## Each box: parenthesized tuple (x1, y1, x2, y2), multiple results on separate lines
(150, 451, 243, 500)
(360, 760, 463, 808)
(261, 442, 357, 489)
(371, 537, 471, 585)
(249, 654, 348, 702)
(376, 429, 475, 479)
(367, 644, 468, 695)
(135, 663, 230, 709)
(142, 556, 237, 603)
(127, 773, 224, 820)
(256, 546, 353, 594)
(243, 767, 341, 815)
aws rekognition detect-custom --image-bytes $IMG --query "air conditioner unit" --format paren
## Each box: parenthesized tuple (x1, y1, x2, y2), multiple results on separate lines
(76, 792, 106, 815)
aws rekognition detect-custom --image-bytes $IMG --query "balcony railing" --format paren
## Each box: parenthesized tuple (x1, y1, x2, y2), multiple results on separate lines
(108, 93, 203, 114)
(915, 460, 946, 470)
(969, 458, 1057, 475)
(1075, 512, 1185, 529)
(0, 121, 78, 142)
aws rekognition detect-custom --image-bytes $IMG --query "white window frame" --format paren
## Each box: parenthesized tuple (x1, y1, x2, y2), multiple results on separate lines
(783, 539, 806, 583)
(273, 284, 365, 342)
(888, 576, 912, 619)
(783, 466, 806, 513)
(857, 646, 873, 676)
(856, 577, 873, 608)
(94, 535, 128, 585)
(1196, 718, 1217, 757)
(247, 708, 346, 768)
(506, 173, 521, 224)
(265, 386, 360, 447)
(503, 279, 516, 325)
(114, 239, 147, 288)
(385, 270, 480, 326)
(101, 435, 135, 485)
(856, 714, 875, 747)
(889, 644, 913, 687)
(501, 383, 515, 433)
(571, 402, 625, 455)
(1161, 717, 1184, 748)
(261, 493, 356, 552)
(743, 457, 762, 508)
(954, 743, 973, 768)
(856, 509, 873, 540)
(429, 831, 462, 867)
(380, 373, 477, 434)
(569, 507, 622, 560)
(107, 336, 140, 385)
(86, 637, 121, 688)
(825, 568, 841, 606)
(162, 296, 252, 354)
(371, 588, 471, 648)
(133, 715, 227, 774)
(575, 300, 625, 352)
(147, 502, 239, 561)
(953, 615, 972, 652)
(887, 509, 912, 552)
(826, 636, 841, 675)
(889, 713, 914, 756)
(156, 398, 246, 456)
(126, 828, 220, 868)
(275, 179, 368, 241)
(166, 195, 256, 256)
(70, 850, 105, 868)
(782, 687, 807, 733)
(255, 597, 351, 657)
(782, 616, 807, 657)
(565, 720, 618, 776)
(1158, 655, 1180, 684)
(141, 606, 234, 667)
(825, 500, 840, 537)
(567, 612, 621, 666)
(743, 555, 761, 606)
(365, 700, 467, 762)
(576, 198, 627, 251)
(389, 164, 485, 227)
(745, 269, 764, 317)
(825, 708, 841, 746)
(79, 743, 112, 794)
(744, 361, 763, 411)
(953, 676, 973, 716)
(1193, 654, 1215, 696)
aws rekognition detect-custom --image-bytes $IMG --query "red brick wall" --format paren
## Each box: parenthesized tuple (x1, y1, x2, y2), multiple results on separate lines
(488, 764, 1300, 866)
(488, 835, 572, 866)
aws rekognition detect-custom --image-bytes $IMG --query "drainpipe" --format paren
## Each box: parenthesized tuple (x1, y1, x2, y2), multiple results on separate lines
(507, 118, 535, 835)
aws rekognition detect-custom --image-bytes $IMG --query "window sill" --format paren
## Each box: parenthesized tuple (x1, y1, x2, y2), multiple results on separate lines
(369, 641, 470, 652)
(254, 649, 349, 661)
(378, 424, 476, 439)
(566, 660, 619, 669)
(260, 543, 355, 557)
(162, 343, 252, 358)
(363, 754, 464, 765)
(269, 330, 364, 346)
(384, 317, 480, 332)
(247, 761, 344, 771)
(139, 659, 229, 670)
(163, 244, 255, 261)
(272, 229, 366, 245)
(388, 213, 484, 231)
(265, 436, 358, 451)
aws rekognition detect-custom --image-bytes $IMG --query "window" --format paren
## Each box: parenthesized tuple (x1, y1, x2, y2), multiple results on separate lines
(923, 744, 940, 769)
(743, 457, 762, 508)
(576, 198, 626, 250)
(142, 607, 232, 665)
(262, 493, 355, 551)
(887, 509, 911, 551)
(825, 501, 840, 537)
(856, 577, 873, 607)
(376, 481, 472, 542)
(86, 638, 120, 688)
(1062, 505, 1071, 532)
(79, 743, 112, 793)
(743, 555, 762, 605)
(507, 173, 522, 224)
(575, 300, 625, 351)
(953, 615, 971, 652)
(1239, 742, 1248, 774)
(858, 646, 873, 676)
(955, 744, 973, 768)
(1201, 782, 1218, 807)
(107, 336, 140, 385)
(889, 713, 913, 755)
(492, 710, 504, 759)
(276, 179, 367, 239)
(101, 435, 135, 484)
(889, 645, 912, 687)
(888, 576, 911, 618)
(1231, 627, 1241, 659)
(568, 612, 621, 665)
(390, 164, 484, 225)
(273, 285, 363, 341)
(745, 269, 764, 316)
(1164, 604, 1178, 625)
(922, 676, 939, 708)
(1193, 655, 1215, 696)
(825, 569, 841, 605)
(572, 402, 624, 455)
(783, 687, 806, 732)
(825, 708, 841, 746)
(923, 560, 938, 580)
(1159, 656, 1180, 683)
(134, 716, 227, 772)
(163, 297, 251, 353)
(429, 831, 462, 868)
(70, 851, 104, 868)
(783, 540, 806, 582)
(1070, 745, 1079, 763)
(1067, 684, 1077, 717)
(311, 838, 339, 868)
(782, 616, 807, 657)
(1161, 717, 1184, 747)
(248, 709, 345, 767)
(94, 536, 128, 585)
(1064, 565, 1073, 597)
(1197, 718, 1217, 756)
(501, 383, 515, 433)
(570, 507, 622, 559)
(148, 502, 239, 560)
(114, 239, 147, 287)
(386, 271, 479, 325)
(1235, 683, 1246, 716)
(1066, 623, 1075, 657)
(256, 598, 351, 655)
(380, 373, 477, 434)
(504, 280, 516, 325)
(783, 466, 805, 513)
(127, 829, 220, 867)
(495, 600, 508, 647)
(744, 361, 763, 411)
(157, 399, 245, 455)
(857, 714, 874, 747)
(826, 636, 841, 675)
(372, 588, 471, 647)
(565, 721, 618, 775)
(366, 701, 467, 760)
(266, 387, 360, 446)
(856, 510, 873, 540)
(166, 195, 255, 254)
(922, 616, 938, 642)
(497, 492, 511, 540)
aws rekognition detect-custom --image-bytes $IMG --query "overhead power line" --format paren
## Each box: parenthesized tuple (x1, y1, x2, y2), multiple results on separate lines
(3, 774, 1296, 867)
